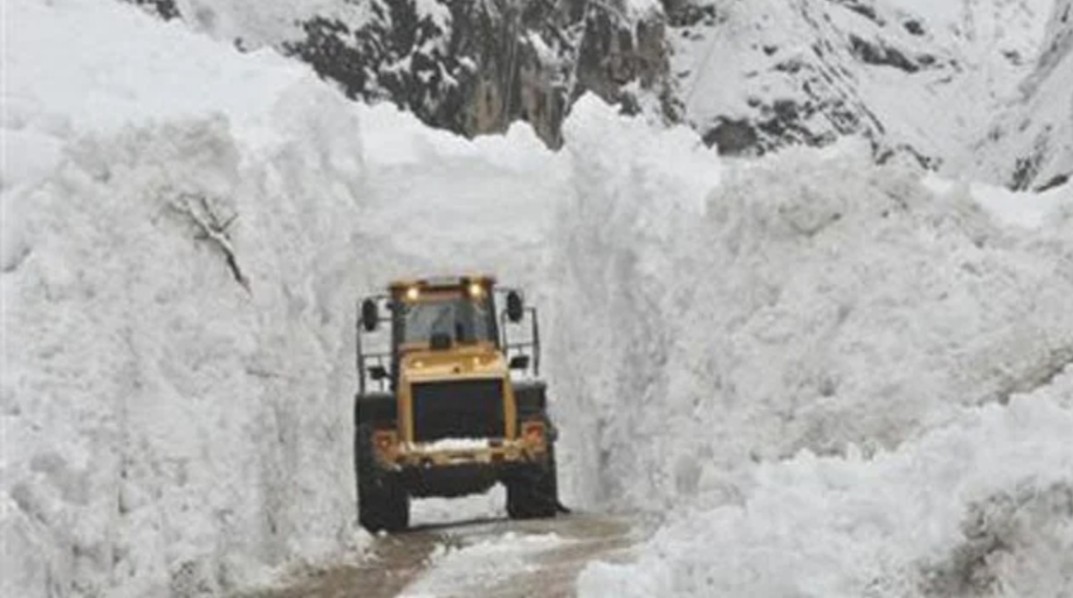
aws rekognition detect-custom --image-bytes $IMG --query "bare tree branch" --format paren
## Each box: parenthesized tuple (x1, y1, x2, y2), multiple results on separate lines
(166, 190, 250, 292)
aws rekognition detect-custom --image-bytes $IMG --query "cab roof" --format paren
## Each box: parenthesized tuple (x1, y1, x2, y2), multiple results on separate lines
(388, 274, 496, 292)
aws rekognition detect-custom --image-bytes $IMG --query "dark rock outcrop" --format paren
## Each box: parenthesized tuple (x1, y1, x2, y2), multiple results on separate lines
(848, 34, 920, 72)
(123, 0, 179, 20)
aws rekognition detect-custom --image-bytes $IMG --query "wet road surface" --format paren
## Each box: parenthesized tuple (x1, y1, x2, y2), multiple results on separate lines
(246, 512, 644, 598)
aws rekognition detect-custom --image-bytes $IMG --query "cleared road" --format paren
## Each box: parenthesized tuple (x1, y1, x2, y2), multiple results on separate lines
(246, 513, 644, 598)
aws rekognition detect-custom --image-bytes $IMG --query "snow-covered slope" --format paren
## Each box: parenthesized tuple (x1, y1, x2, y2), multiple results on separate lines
(672, 0, 1055, 164)
(971, 0, 1073, 189)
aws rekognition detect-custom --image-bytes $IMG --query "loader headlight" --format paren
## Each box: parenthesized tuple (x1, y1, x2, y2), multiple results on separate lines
(373, 429, 398, 455)
(468, 282, 484, 298)
(522, 421, 546, 444)
(405, 286, 420, 301)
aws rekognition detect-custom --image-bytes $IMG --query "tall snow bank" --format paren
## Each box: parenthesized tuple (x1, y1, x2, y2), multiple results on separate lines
(3, 45, 367, 598)
(2, 2, 567, 595)
(548, 96, 1073, 596)
(2, 107, 366, 598)
(552, 97, 1073, 511)
(578, 373, 1073, 597)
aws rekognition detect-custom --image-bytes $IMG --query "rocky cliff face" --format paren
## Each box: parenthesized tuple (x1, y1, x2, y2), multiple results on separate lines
(282, 0, 674, 147)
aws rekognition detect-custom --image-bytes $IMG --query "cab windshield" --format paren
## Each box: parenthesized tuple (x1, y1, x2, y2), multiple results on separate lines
(401, 296, 495, 345)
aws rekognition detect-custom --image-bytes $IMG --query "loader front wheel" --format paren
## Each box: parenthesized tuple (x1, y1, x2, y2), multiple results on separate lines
(506, 446, 559, 519)
(356, 425, 409, 533)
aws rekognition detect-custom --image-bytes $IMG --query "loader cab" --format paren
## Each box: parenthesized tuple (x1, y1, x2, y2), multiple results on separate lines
(357, 275, 536, 394)
(394, 277, 499, 352)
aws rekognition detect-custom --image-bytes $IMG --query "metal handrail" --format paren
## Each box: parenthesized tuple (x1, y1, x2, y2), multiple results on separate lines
(500, 306, 541, 377)
(356, 296, 392, 395)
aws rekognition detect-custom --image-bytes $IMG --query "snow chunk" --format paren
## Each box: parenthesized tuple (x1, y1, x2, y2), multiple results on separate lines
(413, 438, 492, 451)
(414, 0, 452, 32)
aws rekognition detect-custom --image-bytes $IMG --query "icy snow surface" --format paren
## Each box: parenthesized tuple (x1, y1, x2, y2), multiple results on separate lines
(402, 532, 566, 596)
(3, 0, 1073, 597)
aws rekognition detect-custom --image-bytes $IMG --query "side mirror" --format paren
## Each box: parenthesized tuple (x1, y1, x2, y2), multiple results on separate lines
(368, 365, 389, 381)
(508, 355, 530, 370)
(361, 299, 379, 332)
(506, 291, 524, 323)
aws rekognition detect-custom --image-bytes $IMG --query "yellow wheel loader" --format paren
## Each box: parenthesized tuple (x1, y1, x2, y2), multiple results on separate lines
(354, 275, 559, 532)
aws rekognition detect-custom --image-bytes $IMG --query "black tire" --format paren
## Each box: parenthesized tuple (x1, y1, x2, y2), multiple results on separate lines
(506, 445, 559, 519)
(356, 425, 409, 533)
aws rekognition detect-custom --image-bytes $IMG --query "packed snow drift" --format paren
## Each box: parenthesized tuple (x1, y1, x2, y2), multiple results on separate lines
(3, 0, 1072, 597)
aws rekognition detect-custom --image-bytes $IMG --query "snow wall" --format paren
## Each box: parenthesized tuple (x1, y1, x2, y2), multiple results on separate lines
(4, 1, 1073, 597)
(2, 2, 371, 595)
(551, 101, 1073, 509)
(552, 92, 1073, 597)
(2, 1, 562, 595)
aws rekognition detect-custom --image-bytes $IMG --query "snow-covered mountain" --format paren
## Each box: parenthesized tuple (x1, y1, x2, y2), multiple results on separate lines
(671, 0, 1053, 161)
(126, 0, 1069, 187)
